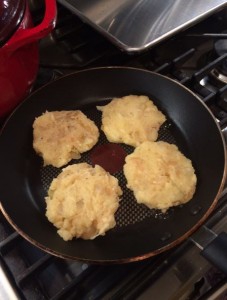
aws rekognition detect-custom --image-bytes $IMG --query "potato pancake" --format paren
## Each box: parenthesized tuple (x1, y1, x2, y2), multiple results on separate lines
(97, 95, 166, 147)
(45, 163, 122, 240)
(123, 141, 197, 212)
(33, 110, 99, 167)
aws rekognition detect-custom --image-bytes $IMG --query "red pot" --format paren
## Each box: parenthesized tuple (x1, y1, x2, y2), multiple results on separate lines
(0, 0, 57, 119)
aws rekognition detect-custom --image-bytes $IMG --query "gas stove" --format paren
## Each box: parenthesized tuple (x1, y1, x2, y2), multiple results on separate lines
(0, 2, 227, 299)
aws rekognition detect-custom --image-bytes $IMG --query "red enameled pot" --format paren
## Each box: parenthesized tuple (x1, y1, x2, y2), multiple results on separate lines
(0, 0, 57, 119)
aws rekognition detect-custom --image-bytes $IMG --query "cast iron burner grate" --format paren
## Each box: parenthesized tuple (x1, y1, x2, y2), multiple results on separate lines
(1, 193, 226, 299)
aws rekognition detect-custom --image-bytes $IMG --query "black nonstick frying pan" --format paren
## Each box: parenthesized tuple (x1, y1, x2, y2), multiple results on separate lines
(0, 67, 227, 269)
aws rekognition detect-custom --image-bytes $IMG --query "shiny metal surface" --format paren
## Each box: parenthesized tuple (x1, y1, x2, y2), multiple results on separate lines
(0, 264, 19, 300)
(190, 226, 217, 250)
(57, 0, 227, 53)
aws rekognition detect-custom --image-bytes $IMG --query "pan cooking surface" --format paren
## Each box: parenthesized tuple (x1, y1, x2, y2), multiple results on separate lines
(0, 67, 225, 262)
(41, 105, 176, 228)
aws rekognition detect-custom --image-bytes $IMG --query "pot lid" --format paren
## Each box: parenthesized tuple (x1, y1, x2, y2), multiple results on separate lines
(0, 0, 26, 47)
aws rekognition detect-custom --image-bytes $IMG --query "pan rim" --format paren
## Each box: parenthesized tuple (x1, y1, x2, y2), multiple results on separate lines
(0, 66, 226, 264)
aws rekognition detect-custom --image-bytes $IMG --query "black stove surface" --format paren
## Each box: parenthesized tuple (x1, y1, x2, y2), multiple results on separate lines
(0, 2, 227, 300)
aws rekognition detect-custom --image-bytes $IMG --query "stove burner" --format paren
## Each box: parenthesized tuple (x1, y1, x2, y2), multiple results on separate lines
(211, 39, 227, 83)
(214, 39, 227, 57)
(210, 68, 227, 84)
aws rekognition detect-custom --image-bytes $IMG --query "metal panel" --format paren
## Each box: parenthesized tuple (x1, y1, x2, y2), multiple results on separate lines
(57, 0, 227, 53)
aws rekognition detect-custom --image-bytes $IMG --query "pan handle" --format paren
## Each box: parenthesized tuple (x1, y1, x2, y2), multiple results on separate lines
(190, 226, 227, 274)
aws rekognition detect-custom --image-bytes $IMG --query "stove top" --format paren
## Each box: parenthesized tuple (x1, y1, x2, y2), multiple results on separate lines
(0, 2, 227, 299)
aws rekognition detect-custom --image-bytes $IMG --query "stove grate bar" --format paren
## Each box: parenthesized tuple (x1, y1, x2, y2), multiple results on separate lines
(219, 85, 227, 95)
(193, 88, 227, 121)
(219, 116, 227, 128)
(193, 53, 227, 81)
(51, 262, 157, 300)
(108, 194, 227, 300)
(217, 85, 227, 111)
(109, 250, 185, 300)
(154, 62, 171, 73)
(172, 48, 196, 66)
(83, 264, 147, 300)
(50, 265, 97, 300)
(205, 193, 227, 229)
(202, 84, 227, 105)
(154, 48, 195, 81)
(16, 254, 53, 288)
(179, 76, 191, 85)
(0, 232, 22, 255)
(54, 23, 83, 42)
(203, 91, 217, 104)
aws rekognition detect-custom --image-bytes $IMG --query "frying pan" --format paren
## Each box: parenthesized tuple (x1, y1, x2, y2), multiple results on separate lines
(0, 67, 227, 268)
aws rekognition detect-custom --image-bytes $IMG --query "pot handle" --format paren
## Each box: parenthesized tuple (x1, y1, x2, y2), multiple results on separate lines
(3, 0, 57, 52)
(190, 226, 227, 274)
(201, 232, 227, 273)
